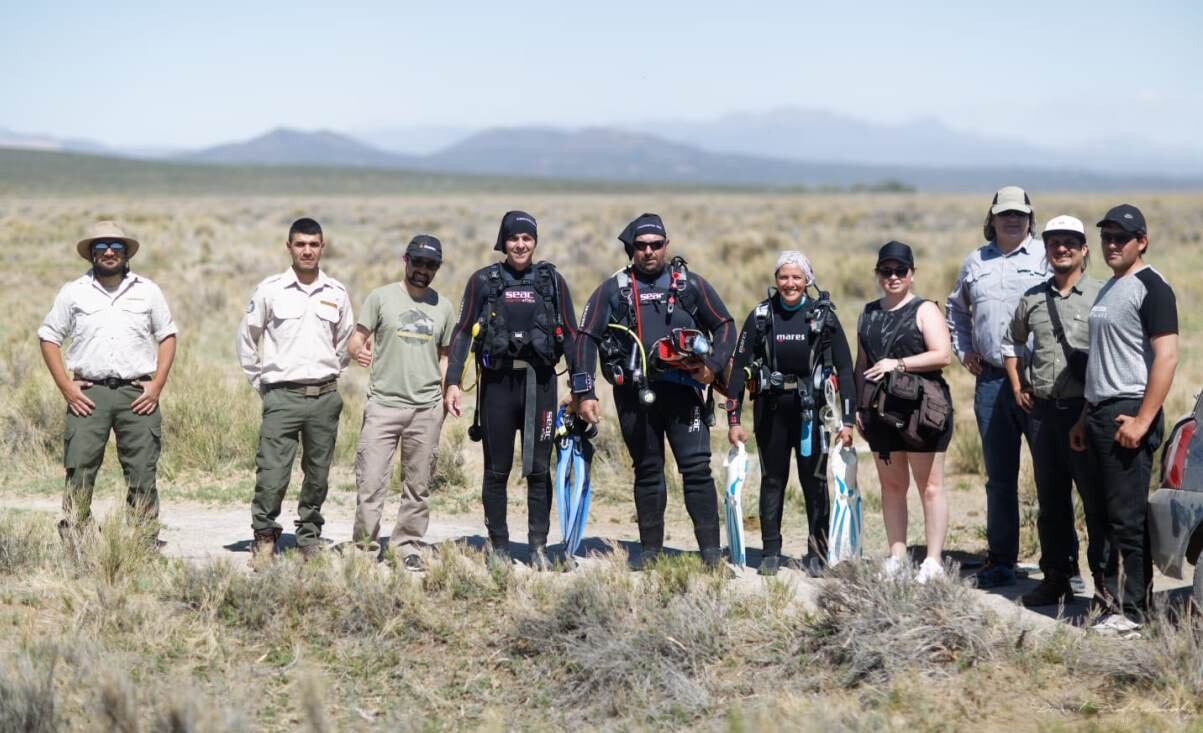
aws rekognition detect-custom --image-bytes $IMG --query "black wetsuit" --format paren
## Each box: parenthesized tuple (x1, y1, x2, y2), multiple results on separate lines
(446, 262, 578, 550)
(726, 295, 855, 560)
(575, 264, 736, 553)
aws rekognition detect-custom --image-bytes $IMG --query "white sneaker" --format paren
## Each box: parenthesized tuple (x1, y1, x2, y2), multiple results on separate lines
(915, 558, 945, 584)
(880, 555, 908, 580)
(1090, 613, 1143, 639)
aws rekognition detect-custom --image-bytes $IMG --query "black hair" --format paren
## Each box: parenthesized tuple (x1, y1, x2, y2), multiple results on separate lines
(288, 217, 323, 241)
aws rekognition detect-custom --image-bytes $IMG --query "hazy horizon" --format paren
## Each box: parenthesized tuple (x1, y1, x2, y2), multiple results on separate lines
(4, 1, 1200, 151)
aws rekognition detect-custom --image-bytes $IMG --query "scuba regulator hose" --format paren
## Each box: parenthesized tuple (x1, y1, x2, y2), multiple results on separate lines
(606, 323, 656, 406)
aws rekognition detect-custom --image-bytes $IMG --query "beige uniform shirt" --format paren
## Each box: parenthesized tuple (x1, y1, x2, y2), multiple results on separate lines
(236, 268, 354, 392)
(37, 271, 177, 379)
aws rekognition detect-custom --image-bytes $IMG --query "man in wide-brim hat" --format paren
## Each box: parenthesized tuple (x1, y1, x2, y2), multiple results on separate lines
(38, 220, 177, 545)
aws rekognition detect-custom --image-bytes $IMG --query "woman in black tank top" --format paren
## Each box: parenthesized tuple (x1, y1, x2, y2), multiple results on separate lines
(855, 241, 954, 583)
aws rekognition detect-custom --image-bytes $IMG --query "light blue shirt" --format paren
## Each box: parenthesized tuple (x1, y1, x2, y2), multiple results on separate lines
(945, 235, 1048, 368)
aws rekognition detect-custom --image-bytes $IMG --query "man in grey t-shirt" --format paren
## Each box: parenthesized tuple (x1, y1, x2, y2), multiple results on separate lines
(1070, 204, 1178, 632)
(347, 235, 455, 571)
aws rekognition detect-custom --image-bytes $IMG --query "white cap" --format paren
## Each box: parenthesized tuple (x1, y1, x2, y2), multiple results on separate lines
(1041, 214, 1086, 240)
(990, 185, 1033, 215)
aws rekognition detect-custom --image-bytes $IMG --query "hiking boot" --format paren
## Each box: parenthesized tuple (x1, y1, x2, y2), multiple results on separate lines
(635, 547, 663, 571)
(1069, 574, 1086, 595)
(402, 554, 426, 573)
(916, 558, 946, 584)
(299, 543, 323, 562)
(1022, 574, 1074, 607)
(249, 528, 280, 567)
(758, 555, 780, 577)
(973, 562, 1016, 589)
(528, 545, 551, 572)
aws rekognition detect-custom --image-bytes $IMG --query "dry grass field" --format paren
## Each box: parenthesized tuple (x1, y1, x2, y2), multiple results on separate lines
(3, 190, 1203, 730)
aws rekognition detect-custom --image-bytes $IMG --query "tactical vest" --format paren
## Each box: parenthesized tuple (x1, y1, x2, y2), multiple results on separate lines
(477, 261, 564, 365)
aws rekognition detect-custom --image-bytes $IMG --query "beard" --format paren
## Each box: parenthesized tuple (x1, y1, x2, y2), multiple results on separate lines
(93, 259, 125, 277)
(406, 271, 431, 289)
(1050, 261, 1080, 275)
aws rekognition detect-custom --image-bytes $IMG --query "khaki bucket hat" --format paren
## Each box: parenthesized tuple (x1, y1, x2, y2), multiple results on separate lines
(76, 220, 140, 261)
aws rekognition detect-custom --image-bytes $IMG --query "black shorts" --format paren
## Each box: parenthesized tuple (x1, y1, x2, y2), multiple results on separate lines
(863, 382, 954, 456)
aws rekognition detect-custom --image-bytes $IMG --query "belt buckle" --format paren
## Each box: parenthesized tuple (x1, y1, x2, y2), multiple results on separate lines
(304, 385, 321, 398)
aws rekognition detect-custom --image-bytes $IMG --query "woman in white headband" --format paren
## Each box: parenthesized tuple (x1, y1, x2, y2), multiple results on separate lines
(724, 251, 856, 576)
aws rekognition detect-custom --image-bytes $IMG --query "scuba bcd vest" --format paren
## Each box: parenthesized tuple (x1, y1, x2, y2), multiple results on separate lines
(745, 289, 837, 397)
(598, 256, 700, 384)
(474, 261, 565, 366)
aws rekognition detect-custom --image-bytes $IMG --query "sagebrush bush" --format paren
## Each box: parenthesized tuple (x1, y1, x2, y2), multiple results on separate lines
(799, 558, 1006, 685)
(0, 651, 59, 733)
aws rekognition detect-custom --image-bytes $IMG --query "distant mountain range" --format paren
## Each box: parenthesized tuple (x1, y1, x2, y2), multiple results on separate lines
(621, 107, 1203, 177)
(5, 106, 1203, 192)
(175, 126, 1202, 192)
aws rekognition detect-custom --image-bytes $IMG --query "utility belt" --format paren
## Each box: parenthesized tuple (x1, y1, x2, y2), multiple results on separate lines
(78, 375, 152, 389)
(747, 363, 806, 396)
(484, 357, 552, 373)
(264, 378, 338, 397)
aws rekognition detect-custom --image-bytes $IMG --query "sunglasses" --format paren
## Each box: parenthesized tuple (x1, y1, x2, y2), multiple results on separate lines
(91, 241, 126, 254)
(409, 257, 440, 270)
(876, 266, 910, 279)
(1100, 232, 1136, 245)
(633, 239, 667, 252)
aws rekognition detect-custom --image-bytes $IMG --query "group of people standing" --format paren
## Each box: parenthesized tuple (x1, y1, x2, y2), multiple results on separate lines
(38, 188, 1177, 633)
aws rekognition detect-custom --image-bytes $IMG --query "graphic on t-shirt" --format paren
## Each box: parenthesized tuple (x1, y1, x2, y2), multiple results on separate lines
(396, 309, 435, 343)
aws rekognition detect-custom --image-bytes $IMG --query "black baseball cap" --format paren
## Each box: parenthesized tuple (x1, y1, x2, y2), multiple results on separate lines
(1096, 204, 1147, 236)
(876, 240, 915, 269)
(405, 235, 443, 262)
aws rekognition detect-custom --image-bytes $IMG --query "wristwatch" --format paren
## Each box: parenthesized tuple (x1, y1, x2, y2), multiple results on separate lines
(569, 372, 593, 395)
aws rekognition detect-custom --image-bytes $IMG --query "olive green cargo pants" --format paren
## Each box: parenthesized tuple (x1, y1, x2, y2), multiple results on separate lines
(251, 386, 343, 547)
(62, 382, 162, 525)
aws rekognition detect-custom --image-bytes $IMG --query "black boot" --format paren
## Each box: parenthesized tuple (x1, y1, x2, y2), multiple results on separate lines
(635, 547, 663, 571)
(1021, 571, 1074, 607)
(529, 544, 550, 571)
(487, 541, 511, 569)
(701, 548, 734, 577)
(758, 555, 780, 577)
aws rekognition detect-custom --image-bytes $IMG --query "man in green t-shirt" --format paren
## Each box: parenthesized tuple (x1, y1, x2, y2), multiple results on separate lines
(348, 235, 455, 570)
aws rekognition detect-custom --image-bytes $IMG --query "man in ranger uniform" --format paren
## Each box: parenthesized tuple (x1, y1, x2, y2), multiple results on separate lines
(236, 217, 355, 563)
(39, 221, 177, 545)
(574, 213, 737, 570)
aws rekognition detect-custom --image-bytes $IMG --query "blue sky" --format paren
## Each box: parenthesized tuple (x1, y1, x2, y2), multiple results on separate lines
(3, 0, 1200, 148)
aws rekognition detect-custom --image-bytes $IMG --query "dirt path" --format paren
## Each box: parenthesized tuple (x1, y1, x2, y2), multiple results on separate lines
(0, 490, 1079, 634)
